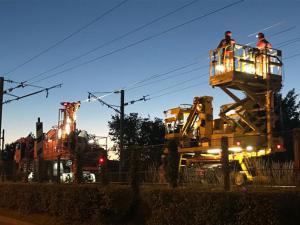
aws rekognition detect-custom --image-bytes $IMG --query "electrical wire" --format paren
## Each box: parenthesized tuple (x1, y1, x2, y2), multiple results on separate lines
(127, 65, 208, 92)
(147, 73, 207, 96)
(3, 84, 62, 104)
(23, 0, 201, 83)
(149, 81, 207, 100)
(276, 37, 300, 48)
(28, 0, 245, 84)
(246, 26, 296, 46)
(80, 61, 205, 103)
(247, 21, 284, 37)
(269, 26, 296, 37)
(4, 0, 130, 76)
(284, 53, 300, 60)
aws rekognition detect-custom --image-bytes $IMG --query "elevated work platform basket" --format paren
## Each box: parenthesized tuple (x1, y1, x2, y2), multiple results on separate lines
(209, 44, 283, 92)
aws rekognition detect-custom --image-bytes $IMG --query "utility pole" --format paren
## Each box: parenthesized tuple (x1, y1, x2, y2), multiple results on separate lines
(1, 130, 4, 151)
(119, 89, 125, 180)
(89, 90, 148, 181)
(36, 117, 44, 182)
(0, 77, 4, 151)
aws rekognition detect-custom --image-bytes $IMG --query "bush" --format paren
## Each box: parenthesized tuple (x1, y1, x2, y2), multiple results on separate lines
(0, 184, 133, 225)
(0, 184, 299, 225)
(143, 188, 300, 225)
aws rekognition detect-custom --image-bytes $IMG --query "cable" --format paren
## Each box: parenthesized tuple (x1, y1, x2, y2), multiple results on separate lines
(28, 0, 245, 84)
(23, 0, 201, 83)
(3, 84, 62, 104)
(276, 37, 300, 48)
(4, 0, 130, 76)
(149, 81, 207, 100)
(269, 26, 296, 37)
(284, 53, 300, 60)
(126, 61, 201, 90)
(147, 73, 207, 96)
(127, 65, 208, 92)
(245, 26, 296, 46)
(3, 79, 45, 94)
(247, 21, 284, 37)
(81, 61, 205, 102)
(87, 92, 120, 113)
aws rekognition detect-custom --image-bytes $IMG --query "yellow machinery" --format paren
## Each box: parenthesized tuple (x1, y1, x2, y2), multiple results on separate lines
(164, 43, 284, 184)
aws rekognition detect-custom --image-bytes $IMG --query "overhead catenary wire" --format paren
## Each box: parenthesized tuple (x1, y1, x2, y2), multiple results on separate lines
(245, 26, 297, 46)
(247, 21, 284, 37)
(127, 65, 208, 92)
(146, 73, 207, 96)
(78, 61, 205, 103)
(3, 84, 62, 104)
(142, 81, 207, 101)
(3, 79, 45, 94)
(284, 53, 300, 60)
(87, 92, 120, 113)
(269, 26, 296, 37)
(85, 73, 207, 108)
(4, 0, 130, 76)
(27, 0, 245, 85)
(276, 37, 300, 48)
(23, 0, 201, 84)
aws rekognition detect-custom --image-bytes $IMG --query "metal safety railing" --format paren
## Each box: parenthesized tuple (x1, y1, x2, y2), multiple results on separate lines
(209, 44, 283, 78)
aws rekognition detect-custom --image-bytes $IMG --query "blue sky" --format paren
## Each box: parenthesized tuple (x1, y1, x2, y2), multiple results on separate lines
(1, 0, 300, 145)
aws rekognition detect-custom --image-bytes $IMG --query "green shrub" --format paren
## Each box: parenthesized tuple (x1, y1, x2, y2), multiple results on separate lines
(0, 184, 299, 225)
(142, 188, 300, 225)
(0, 184, 133, 225)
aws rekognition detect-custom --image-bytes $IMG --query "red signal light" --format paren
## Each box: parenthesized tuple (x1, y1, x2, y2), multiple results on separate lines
(276, 144, 282, 150)
(236, 141, 241, 146)
(98, 157, 105, 165)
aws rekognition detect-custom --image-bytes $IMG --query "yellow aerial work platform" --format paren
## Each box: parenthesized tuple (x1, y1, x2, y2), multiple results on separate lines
(163, 43, 284, 184)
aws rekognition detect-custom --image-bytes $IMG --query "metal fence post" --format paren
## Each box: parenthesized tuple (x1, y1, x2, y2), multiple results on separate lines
(293, 128, 300, 186)
(221, 136, 230, 191)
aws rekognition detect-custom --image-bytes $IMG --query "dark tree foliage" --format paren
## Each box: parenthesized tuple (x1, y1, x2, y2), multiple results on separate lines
(1, 143, 16, 181)
(108, 113, 165, 170)
(166, 140, 179, 188)
(274, 89, 300, 159)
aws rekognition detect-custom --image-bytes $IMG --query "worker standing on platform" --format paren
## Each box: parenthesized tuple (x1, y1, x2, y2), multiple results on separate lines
(256, 32, 272, 50)
(217, 31, 236, 72)
(256, 32, 272, 77)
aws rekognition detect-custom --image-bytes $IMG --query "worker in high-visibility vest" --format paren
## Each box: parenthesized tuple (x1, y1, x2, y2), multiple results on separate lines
(256, 32, 272, 77)
(217, 31, 236, 72)
(256, 32, 272, 50)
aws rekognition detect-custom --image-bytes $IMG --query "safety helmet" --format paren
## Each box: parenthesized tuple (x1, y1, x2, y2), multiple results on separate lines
(257, 32, 264, 39)
(225, 31, 232, 36)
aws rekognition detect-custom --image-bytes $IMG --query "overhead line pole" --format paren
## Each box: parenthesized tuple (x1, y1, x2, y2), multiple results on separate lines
(89, 90, 125, 180)
(0, 77, 3, 150)
(119, 90, 125, 179)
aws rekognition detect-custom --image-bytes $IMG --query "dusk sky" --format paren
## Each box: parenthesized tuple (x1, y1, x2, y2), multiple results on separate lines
(1, 0, 300, 146)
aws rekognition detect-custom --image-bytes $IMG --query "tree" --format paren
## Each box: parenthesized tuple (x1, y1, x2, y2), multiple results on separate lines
(1, 143, 16, 181)
(274, 89, 300, 159)
(108, 113, 165, 170)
